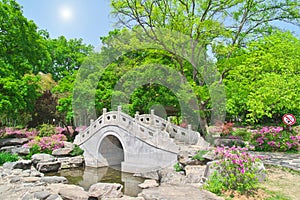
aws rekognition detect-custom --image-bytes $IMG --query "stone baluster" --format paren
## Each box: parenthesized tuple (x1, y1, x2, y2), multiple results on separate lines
(135, 111, 139, 120)
(102, 108, 107, 124)
(117, 105, 122, 122)
(150, 109, 155, 125)
(90, 119, 94, 135)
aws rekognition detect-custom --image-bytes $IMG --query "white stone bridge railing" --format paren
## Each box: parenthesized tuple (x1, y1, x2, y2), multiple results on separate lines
(74, 106, 203, 151)
(138, 110, 201, 145)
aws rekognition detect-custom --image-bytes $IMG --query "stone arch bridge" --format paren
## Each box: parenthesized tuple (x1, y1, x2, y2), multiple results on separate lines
(74, 106, 208, 173)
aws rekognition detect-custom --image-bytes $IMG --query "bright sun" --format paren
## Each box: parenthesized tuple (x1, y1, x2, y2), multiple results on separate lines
(60, 7, 73, 21)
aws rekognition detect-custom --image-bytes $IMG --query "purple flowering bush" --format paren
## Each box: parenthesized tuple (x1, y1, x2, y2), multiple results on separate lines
(251, 126, 300, 152)
(25, 134, 67, 154)
(204, 146, 264, 194)
(1, 127, 38, 139)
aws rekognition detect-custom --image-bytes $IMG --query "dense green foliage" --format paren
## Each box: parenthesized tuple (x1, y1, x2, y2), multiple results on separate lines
(204, 146, 263, 194)
(0, 152, 19, 165)
(0, 0, 300, 133)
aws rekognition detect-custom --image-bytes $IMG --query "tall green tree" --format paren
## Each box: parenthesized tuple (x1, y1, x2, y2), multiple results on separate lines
(46, 36, 94, 81)
(225, 31, 300, 123)
(110, 0, 300, 133)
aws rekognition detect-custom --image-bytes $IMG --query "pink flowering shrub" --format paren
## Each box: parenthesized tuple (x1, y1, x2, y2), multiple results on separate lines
(2, 127, 38, 139)
(26, 134, 67, 154)
(205, 146, 264, 194)
(251, 126, 300, 152)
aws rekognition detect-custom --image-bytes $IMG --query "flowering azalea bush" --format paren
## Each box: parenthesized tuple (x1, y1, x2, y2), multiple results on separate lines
(25, 134, 67, 154)
(204, 146, 264, 194)
(1, 127, 38, 139)
(251, 126, 300, 152)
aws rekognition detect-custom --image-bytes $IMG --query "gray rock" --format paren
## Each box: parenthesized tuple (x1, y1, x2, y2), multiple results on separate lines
(23, 177, 41, 183)
(0, 138, 29, 148)
(138, 180, 159, 189)
(88, 183, 123, 199)
(202, 151, 215, 161)
(203, 161, 218, 179)
(54, 156, 84, 169)
(22, 193, 34, 200)
(14, 160, 32, 170)
(45, 194, 63, 200)
(41, 176, 68, 184)
(184, 165, 206, 183)
(253, 161, 266, 182)
(63, 142, 75, 149)
(133, 170, 160, 180)
(37, 161, 61, 173)
(10, 176, 21, 183)
(158, 167, 185, 184)
(102, 196, 144, 200)
(52, 148, 73, 156)
(13, 146, 30, 155)
(32, 154, 56, 166)
(3, 160, 32, 170)
(21, 169, 31, 177)
(34, 191, 51, 200)
(0, 145, 16, 153)
(214, 138, 245, 147)
(52, 185, 88, 200)
(139, 183, 224, 200)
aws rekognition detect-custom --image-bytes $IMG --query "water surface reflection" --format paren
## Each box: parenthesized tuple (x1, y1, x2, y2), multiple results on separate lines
(47, 166, 145, 197)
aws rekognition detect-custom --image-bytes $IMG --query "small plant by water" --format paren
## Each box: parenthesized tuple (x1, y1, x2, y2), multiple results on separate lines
(70, 145, 84, 156)
(192, 150, 208, 161)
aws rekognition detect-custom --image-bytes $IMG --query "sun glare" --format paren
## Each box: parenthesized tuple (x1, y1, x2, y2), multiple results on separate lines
(59, 6, 73, 21)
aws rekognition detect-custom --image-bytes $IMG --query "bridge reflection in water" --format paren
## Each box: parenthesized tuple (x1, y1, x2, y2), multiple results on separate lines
(47, 166, 145, 197)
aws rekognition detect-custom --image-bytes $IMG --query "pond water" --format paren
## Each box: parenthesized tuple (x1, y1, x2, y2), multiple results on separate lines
(46, 166, 145, 197)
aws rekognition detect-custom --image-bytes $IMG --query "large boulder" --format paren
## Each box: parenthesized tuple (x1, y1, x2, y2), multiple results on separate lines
(37, 161, 61, 173)
(32, 154, 57, 166)
(52, 148, 73, 156)
(184, 165, 206, 184)
(41, 176, 68, 184)
(139, 183, 224, 200)
(158, 167, 186, 185)
(138, 180, 159, 189)
(0, 138, 29, 148)
(214, 138, 245, 147)
(88, 183, 123, 199)
(59, 187, 89, 200)
(3, 160, 32, 170)
(58, 156, 84, 169)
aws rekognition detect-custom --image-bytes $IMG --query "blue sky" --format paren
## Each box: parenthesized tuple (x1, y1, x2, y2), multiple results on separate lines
(16, 0, 115, 47)
(15, 0, 300, 48)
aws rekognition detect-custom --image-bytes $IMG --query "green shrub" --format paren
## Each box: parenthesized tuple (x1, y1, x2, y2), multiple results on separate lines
(0, 152, 19, 165)
(38, 124, 56, 137)
(70, 145, 84, 156)
(231, 128, 252, 141)
(25, 144, 42, 160)
(192, 150, 208, 161)
(205, 146, 263, 194)
(251, 126, 299, 152)
(203, 171, 225, 196)
(173, 162, 184, 172)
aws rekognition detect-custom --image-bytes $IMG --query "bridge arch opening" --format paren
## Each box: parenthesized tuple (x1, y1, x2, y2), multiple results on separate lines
(98, 134, 124, 166)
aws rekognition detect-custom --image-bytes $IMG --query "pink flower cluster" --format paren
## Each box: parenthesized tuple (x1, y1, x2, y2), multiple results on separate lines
(259, 126, 283, 134)
(3, 127, 38, 138)
(26, 134, 67, 151)
(75, 126, 87, 132)
(215, 146, 264, 175)
(251, 126, 299, 152)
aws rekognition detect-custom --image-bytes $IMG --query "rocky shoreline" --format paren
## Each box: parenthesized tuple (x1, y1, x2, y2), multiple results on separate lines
(2, 137, 299, 200)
